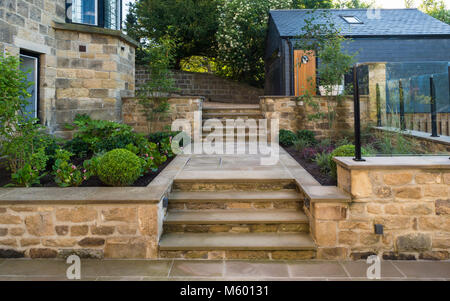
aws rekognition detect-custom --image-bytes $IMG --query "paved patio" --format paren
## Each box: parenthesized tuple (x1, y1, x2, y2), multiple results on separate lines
(0, 259, 448, 281)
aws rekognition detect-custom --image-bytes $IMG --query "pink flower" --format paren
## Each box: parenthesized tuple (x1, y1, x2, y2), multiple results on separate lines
(71, 165, 76, 170)
(145, 154, 149, 157)
(57, 169, 61, 173)
(83, 169, 87, 173)
(83, 176, 87, 180)
(70, 173, 73, 176)
(150, 157, 154, 160)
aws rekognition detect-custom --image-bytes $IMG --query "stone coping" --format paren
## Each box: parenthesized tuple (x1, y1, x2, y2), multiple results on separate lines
(334, 155, 450, 170)
(295, 182, 351, 203)
(122, 96, 205, 101)
(52, 22, 139, 47)
(374, 126, 450, 146)
(0, 155, 189, 205)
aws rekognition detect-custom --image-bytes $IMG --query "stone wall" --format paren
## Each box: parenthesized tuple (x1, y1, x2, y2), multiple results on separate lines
(122, 96, 203, 134)
(52, 24, 136, 137)
(260, 95, 370, 140)
(136, 68, 263, 104)
(0, 1, 137, 138)
(0, 203, 160, 259)
(308, 156, 450, 260)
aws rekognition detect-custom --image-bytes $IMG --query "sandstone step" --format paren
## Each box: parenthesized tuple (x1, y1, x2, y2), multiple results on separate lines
(159, 232, 315, 251)
(169, 191, 302, 202)
(203, 108, 261, 114)
(203, 113, 264, 120)
(172, 179, 297, 192)
(165, 209, 308, 224)
(168, 190, 303, 210)
(163, 210, 309, 233)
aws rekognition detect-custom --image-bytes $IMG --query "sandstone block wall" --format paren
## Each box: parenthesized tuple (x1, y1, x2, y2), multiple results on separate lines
(136, 68, 263, 104)
(122, 96, 203, 134)
(310, 160, 450, 260)
(260, 95, 370, 140)
(0, 203, 160, 259)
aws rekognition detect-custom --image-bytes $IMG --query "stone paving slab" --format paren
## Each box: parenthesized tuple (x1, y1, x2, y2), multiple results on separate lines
(0, 259, 448, 281)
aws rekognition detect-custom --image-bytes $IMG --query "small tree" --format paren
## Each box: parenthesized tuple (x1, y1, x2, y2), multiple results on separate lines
(137, 37, 178, 133)
(0, 53, 48, 186)
(295, 10, 356, 134)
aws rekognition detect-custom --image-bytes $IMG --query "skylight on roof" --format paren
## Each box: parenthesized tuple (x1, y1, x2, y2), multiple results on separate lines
(341, 16, 363, 24)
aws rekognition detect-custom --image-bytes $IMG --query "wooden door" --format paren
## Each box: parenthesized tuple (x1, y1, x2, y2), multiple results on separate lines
(294, 50, 316, 96)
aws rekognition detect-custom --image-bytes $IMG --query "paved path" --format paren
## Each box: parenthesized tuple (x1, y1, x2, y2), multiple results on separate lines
(0, 259, 448, 281)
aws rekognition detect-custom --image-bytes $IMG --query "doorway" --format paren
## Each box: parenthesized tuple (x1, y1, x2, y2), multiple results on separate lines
(294, 50, 316, 96)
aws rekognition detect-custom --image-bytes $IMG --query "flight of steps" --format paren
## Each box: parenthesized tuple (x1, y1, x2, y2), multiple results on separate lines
(201, 104, 265, 142)
(159, 179, 316, 260)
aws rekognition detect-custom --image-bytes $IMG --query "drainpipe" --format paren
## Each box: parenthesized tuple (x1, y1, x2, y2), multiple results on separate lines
(287, 38, 294, 96)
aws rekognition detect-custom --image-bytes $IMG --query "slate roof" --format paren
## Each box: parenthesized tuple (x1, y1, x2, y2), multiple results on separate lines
(270, 9, 450, 37)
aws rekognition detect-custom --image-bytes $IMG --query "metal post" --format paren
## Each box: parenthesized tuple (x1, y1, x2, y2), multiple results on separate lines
(430, 76, 439, 137)
(399, 80, 406, 131)
(376, 83, 381, 127)
(353, 65, 365, 162)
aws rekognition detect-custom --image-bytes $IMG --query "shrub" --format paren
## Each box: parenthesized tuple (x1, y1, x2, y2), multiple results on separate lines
(66, 114, 134, 152)
(301, 147, 318, 161)
(0, 53, 45, 175)
(293, 138, 310, 152)
(64, 137, 91, 158)
(147, 131, 180, 144)
(296, 130, 317, 146)
(52, 149, 89, 187)
(279, 129, 297, 147)
(7, 147, 48, 187)
(329, 144, 369, 179)
(313, 151, 332, 175)
(97, 149, 142, 186)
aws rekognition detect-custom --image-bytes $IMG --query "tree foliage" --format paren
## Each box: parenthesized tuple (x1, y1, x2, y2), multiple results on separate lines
(420, 0, 450, 24)
(125, 0, 221, 67)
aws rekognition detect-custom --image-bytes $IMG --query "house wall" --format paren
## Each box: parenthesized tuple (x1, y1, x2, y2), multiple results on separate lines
(0, 2, 136, 137)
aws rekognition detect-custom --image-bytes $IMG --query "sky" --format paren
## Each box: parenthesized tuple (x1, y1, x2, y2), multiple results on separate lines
(122, 0, 450, 18)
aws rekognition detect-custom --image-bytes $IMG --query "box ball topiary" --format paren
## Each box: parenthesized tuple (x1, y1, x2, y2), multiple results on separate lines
(97, 149, 142, 186)
(329, 144, 369, 178)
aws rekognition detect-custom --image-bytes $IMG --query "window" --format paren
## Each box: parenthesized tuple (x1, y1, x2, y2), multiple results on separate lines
(341, 16, 363, 24)
(67, 0, 122, 30)
(72, 0, 98, 26)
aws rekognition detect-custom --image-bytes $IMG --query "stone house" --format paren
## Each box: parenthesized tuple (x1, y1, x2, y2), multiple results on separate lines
(0, 0, 138, 138)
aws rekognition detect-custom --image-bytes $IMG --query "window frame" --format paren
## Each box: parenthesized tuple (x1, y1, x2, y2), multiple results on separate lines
(340, 15, 364, 24)
(66, 0, 122, 30)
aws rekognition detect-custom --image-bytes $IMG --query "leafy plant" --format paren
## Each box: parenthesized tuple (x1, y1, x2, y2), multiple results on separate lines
(293, 138, 311, 152)
(0, 53, 46, 176)
(52, 149, 89, 187)
(296, 130, 317, 145)
(66, 114, 135, 152)
(313, 151, 332, 174)
(7, 147, 48, 187)
(137, 37, 177, 133)
(279, 129, 298, 147)
(97, 149, 142, 186)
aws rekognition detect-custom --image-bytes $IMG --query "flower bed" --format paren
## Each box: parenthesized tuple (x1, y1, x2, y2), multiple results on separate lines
(0, 114, 179, 188)
(280, 128, 429, 186)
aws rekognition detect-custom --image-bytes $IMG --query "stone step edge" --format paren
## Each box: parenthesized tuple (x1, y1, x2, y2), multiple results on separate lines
(165, 210, 308, 224)
(169, 191, 302, 202)
(159, 233, 316, 251)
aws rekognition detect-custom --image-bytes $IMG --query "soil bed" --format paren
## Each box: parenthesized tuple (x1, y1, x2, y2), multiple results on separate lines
(0, 156, 174, 188)
(284, 146, 337, 186)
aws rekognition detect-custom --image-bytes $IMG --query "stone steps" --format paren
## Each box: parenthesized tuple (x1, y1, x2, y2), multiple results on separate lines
(159, 232, 316, 260)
